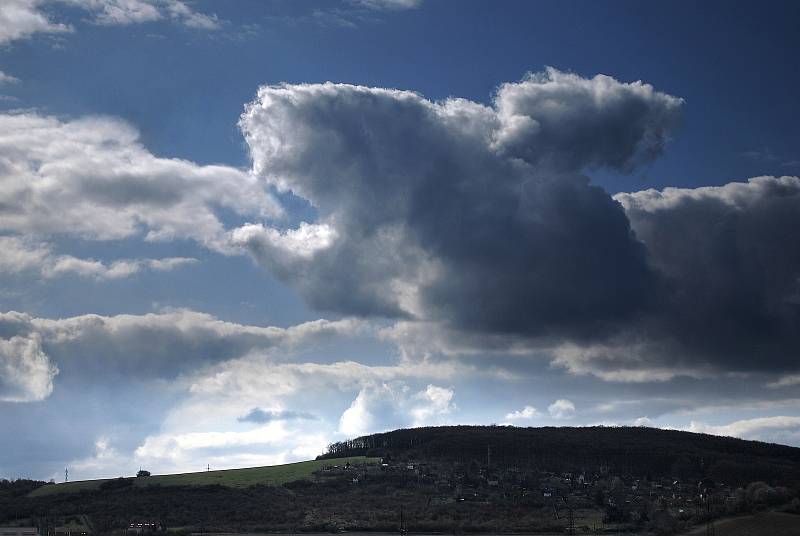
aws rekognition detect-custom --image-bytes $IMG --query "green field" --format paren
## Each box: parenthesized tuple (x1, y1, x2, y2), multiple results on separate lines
(30, 456, 379, 497)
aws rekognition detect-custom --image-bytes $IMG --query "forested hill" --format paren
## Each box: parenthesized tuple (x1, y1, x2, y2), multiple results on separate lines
(319, 425, 800, 487)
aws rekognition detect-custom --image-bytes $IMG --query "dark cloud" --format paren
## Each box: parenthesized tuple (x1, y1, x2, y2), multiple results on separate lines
(237, 407, 317, 423)
(615, 175, 800, 374)
(236, 69, 682, 341)
(236, 71, 800, 380)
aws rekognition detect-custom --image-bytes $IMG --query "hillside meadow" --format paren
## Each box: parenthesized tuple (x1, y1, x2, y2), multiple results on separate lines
(29, 456, 378, 497)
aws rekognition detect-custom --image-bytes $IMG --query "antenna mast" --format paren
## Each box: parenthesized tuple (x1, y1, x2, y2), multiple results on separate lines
(399, 505, 407, 535)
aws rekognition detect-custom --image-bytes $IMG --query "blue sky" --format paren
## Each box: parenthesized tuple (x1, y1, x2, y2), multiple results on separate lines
(1, 0, 800, 481)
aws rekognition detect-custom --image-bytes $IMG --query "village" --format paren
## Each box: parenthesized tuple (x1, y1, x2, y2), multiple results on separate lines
(0, 435, 794, 536)
(315, 454, 786, 534)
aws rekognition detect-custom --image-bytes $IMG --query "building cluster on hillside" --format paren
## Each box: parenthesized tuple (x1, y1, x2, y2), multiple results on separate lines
(315, 454, 757, 527)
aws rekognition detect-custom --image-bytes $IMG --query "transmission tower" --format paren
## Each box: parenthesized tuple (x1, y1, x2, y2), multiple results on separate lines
(566, 504, 575, 535)
(64, 467, 68, 482)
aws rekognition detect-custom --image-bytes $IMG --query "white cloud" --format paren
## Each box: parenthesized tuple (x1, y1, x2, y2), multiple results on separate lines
(0, 0, 221, 44)
(69, 0, 162, 25)
(73, 0, 222, 29)
(230, 222, 337, 260)
(349, 0, 421, 9)
(338, 382, 455, 437)
(0, 236, 50, 273)
(45, 254, 197, 279)
(505, 405, 538, 421)
(689, 416, 800, 444)
(0, 0, 72, 45)
(69, 437, 129, 477)
(136, 421, 291, 460)
(0, 71, 20, 85)
(0, 333, 58, 402)
(188, 355, 474, 403)
(338, 385, 394, 437)
(411, 384, 455, 426)
(769, 375, 800, 389)
(633, 416, 653, 427)
(0, 309, 366, 395)
(0, 113, 280, 250)
(0, 236, 197, 279)
(163, 0, 219, 29)
(548, 398, 575, 419)
(131, 425, 331, 474)
(69, 415, 328, 476)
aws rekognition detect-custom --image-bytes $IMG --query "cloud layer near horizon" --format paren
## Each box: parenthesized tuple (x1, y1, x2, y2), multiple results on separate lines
(0, 309, 364, 401)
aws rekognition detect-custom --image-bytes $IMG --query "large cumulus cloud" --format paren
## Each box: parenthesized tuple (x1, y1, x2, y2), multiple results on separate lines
(235, 69, 800, 381)
(235, 68, 683, 340)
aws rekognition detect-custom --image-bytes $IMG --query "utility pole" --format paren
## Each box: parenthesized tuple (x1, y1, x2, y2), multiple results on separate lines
(399, 505, 407, 535)
(565, 499, 575, 535)
(705, 498, 715, 536)
(487, 444, 491, 469)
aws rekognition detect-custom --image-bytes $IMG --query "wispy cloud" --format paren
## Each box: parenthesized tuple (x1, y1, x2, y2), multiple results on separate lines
(0, 71, 20, 84)
(0, 0, 222, 45)
(348, 0, 421, 10)
(238, 407, 317, 424)
(0, 236, 197, 280)
(740, 147, 799, 169)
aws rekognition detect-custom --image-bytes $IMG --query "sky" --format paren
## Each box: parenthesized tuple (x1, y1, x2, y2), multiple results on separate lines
(1, 0, 800, 481)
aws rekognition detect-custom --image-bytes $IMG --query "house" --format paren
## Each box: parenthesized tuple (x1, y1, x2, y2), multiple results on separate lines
(126, 523, 163, 535)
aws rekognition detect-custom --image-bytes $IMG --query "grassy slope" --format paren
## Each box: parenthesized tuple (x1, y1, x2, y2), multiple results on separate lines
(684, 512, 800, 536)
(30, 456, 378, 497)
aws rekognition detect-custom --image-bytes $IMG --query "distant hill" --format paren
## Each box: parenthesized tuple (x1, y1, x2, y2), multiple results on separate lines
(29, 456, 377, 497)
(4, 426, 800, 535)
(320, 425, 800, 487)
